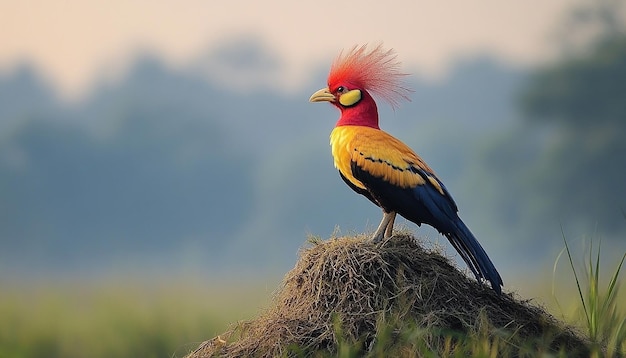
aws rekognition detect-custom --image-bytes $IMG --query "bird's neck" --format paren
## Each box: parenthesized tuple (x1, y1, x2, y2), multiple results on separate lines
(335, 96, 380, 129)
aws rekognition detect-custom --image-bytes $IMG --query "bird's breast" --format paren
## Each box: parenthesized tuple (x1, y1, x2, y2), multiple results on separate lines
(330, 126, 367, 190)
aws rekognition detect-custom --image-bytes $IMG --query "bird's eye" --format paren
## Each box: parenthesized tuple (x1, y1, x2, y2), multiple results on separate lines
(336, 86, 345, 93)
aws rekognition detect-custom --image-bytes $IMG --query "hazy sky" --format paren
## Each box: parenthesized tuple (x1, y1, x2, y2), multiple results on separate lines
(1, 0, 580, 99)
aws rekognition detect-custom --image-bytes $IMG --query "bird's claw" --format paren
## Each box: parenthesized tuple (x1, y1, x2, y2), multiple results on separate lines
(371, 233, 384, 243)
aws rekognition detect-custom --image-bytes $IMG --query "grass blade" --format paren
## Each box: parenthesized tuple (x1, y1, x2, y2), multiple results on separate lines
(561, 226, 590, 331)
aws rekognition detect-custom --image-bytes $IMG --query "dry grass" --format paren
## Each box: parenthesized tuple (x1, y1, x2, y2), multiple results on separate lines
(187, 233, 590, 357)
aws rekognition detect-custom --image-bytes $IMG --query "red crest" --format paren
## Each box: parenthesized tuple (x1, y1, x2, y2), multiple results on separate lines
(328, 44, 412, 108)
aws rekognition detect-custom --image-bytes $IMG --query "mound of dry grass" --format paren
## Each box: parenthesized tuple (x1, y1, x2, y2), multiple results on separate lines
(186, 233, 589, 357)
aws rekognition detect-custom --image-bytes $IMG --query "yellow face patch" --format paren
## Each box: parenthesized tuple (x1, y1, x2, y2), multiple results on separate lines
(338, 89, 362, 107)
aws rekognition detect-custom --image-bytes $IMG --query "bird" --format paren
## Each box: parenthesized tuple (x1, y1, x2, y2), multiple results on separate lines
(309, 44, 503, 293)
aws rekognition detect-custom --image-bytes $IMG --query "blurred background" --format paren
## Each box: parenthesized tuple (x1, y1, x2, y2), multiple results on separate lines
(1, 0, 625, 357)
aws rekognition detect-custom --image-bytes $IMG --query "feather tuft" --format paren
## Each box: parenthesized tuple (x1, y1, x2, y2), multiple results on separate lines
(328, 44, 412, 109)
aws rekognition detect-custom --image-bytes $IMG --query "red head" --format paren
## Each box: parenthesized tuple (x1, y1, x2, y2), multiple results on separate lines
(310, 44, 411, 128)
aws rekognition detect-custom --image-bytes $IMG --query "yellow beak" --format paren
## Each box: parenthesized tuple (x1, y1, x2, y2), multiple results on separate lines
(309, 87, 336, 103)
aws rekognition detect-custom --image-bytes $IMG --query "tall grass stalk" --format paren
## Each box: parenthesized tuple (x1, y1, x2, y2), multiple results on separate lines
(553, 229, 626, 355)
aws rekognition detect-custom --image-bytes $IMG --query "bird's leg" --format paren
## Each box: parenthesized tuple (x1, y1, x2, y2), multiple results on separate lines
(371, 211, 395, 243)
(384, 212, 396, 239)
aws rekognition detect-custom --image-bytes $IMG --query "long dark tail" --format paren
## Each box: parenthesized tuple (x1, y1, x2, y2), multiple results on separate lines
(445, 217, 503, 294)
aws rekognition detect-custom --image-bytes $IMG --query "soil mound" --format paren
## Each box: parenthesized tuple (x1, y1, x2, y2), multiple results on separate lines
(187, 233, 588, 357)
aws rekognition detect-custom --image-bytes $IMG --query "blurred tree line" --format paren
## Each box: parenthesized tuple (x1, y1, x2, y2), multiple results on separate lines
(2, 2, 624, 275)
(481, 0, 626, 238)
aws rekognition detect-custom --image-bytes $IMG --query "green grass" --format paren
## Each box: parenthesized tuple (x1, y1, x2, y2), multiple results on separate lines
(0, 278, 273, 358)
(553, 233, 626, 356)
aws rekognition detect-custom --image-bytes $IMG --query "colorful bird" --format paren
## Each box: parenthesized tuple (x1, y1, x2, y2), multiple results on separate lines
(309, 44, 503, 293)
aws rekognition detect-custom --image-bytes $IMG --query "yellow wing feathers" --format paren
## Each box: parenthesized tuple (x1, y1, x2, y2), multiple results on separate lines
(330, 126, 444, 194)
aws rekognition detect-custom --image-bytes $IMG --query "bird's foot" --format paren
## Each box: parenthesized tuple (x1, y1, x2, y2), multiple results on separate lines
(371, 228, 395, 243)
(371, 211, 396, 243)
(371, 232, 384, 243)
(384, 226, 393, 240)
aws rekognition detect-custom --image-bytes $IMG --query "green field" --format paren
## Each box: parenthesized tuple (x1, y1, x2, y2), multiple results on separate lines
(1, 245, 624, 358)
(0, 277, 276, 358)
